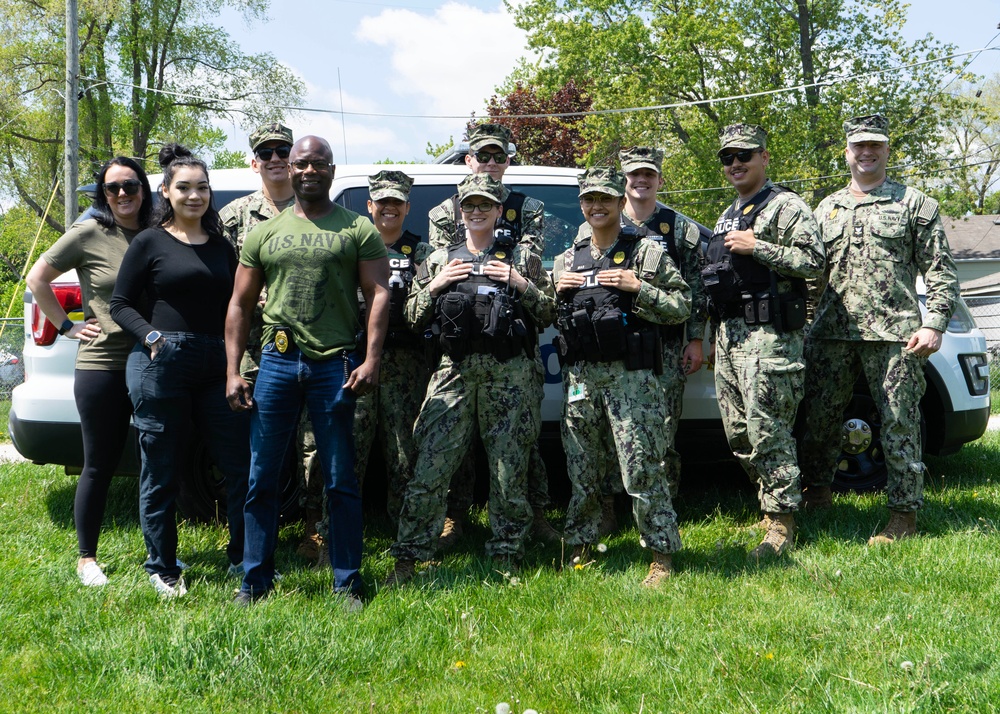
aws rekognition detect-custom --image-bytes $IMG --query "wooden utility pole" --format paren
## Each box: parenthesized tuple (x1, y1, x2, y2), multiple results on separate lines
(65, 0, 79, 227)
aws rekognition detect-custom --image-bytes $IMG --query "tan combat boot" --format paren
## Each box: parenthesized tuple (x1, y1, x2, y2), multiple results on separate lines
(383, 558, 416, 589)
(598, 495, 618, 537)
(868, 510, 917, 545)
(438, 515, 464, 551)
(296, 507, 324, 561)
(641, 551, 673, 587)
(530, 507, 563, 544)
(751, 512, 796, 558)
(802, 485, 834, 509)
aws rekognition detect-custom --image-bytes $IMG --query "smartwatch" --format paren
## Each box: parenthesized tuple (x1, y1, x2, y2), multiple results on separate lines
(57, 318, 74, 336)
(144, 330, 163, 348)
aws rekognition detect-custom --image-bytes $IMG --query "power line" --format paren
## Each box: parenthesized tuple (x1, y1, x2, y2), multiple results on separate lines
(79, 46, 999, 122)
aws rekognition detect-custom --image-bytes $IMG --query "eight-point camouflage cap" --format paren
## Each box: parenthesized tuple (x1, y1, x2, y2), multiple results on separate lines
(844, 114, 889, 143)
(368, 170, 414, 202)
(577, 167, 625, 197)
(717, 123, 768, 156)
(457, 173, 505, 204)
(249, 122, 294, 151)
(467, 123, 513, 153)
(619, 146, 664, 174)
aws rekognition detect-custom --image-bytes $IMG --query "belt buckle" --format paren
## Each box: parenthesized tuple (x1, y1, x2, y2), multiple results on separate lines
(275, 330, 289, 354)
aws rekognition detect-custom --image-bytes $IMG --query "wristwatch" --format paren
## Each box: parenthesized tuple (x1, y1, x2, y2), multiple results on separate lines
(144, 330, 163, 348)
(57, 318, 74, 336)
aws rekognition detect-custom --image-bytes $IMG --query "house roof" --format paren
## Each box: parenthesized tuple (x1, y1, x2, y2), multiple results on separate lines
(942, 215, 1000, 259)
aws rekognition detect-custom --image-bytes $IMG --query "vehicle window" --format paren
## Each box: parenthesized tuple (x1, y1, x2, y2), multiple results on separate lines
(336, 183, 582, 261)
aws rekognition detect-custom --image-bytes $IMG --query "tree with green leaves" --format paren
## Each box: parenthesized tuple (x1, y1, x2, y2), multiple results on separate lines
(0, 0, 304, 234)
(507, 0, 964, 224)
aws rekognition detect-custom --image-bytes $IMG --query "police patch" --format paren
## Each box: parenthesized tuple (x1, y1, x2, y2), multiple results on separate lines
(401, 244, 412, 254)
(506, 209, 517, 221)
(275, 330, 289, 354)
(613, 251, 626, 264)
(494, 251, 506, 260)
(659, 222, 671, 234)
(743, 204, 755, 215)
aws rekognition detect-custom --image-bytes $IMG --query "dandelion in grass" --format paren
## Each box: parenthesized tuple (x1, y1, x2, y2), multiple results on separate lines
(495, 704, 511, 714)
(453, 661, 466, 670)
(596, 543, 608, 553)
(901, 660, 914, 671)
(764, 652, 774, 660)
(574, 563, 584, 571)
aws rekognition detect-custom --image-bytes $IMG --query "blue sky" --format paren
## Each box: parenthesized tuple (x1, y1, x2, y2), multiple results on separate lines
(214, 0, 1000, 164)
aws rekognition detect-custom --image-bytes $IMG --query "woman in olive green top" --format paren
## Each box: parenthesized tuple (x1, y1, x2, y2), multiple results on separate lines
(26, 157, 153, 587)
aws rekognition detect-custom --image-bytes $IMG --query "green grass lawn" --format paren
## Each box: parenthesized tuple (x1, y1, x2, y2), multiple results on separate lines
(2, 434, 1000, 713)
(0, 399, 9, 443)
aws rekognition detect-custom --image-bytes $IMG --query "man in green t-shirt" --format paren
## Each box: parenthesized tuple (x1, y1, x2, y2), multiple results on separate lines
(226, 136, 390, 607)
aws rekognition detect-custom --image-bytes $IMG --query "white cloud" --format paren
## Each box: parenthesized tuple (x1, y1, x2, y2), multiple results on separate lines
(355, 2, 529, 117)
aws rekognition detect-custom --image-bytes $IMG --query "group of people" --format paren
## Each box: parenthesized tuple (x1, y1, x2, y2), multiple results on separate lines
(27, 110, 959, 604)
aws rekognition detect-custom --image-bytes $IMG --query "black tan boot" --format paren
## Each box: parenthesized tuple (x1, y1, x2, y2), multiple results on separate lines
(868, 510, 917, 545)
(641, 551, 673, 587)
(438, 514, 465, 551)
(598, 495, 618, 537)
(530, 507, 562, 544)
(751, 513, 796, 558)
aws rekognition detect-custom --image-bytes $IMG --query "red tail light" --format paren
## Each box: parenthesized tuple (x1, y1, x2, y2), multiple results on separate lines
(32, 283, 82, 346)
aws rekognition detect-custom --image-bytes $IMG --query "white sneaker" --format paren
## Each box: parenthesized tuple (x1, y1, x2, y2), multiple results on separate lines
(78, 562, 108, 587)
(150, 573, 187, 598)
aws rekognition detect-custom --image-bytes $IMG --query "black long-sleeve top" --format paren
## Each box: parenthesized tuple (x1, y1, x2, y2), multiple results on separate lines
(110, 226, 237, 342)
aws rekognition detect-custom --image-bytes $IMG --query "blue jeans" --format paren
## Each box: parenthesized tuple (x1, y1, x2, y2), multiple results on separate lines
(126, 332, 250, 578)
(241, 344, 361, 595)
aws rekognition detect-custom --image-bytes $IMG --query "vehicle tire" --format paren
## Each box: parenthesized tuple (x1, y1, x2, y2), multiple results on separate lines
(176, 437, 302, 523)
(831, 392, 926, 493)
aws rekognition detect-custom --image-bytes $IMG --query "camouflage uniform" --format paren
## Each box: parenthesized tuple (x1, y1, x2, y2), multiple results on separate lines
(353, 171, 434, 522)
(555, 167, 691, 553)
(426, 123, 550, 516)
(577, 146, 708, 500)
(710, 125, 825, 514)
(799, 115, 959, 511)
(218, 122, 324, 518)
(392, 174, 557, 562)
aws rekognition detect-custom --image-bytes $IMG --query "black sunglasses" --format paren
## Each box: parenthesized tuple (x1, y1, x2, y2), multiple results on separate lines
(256, 145, 291, 161)
(103, 180, 142, 196)
(720, 149, 761, 166)
(474, 150, 508, 164)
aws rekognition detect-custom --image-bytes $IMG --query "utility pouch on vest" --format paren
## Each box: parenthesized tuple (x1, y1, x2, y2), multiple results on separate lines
(482, 290, 514, 340)
(423, 326, 442, 367)
(437, 292, 472, 360)
(593, 309, 627, 361)
(777, 294, 806, 332)
(702, 259, 741, 307)
(574, 305, 602, 363)
(742, 290, 772, 326)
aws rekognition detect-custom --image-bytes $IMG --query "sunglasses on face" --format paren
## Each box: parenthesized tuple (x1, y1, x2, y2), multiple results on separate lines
(103, 180, 142, 196)
(720, 149, 760, 166)
(291, 159, 332, 172)
(460, 201, 498, 214)
(580, 194, 616, 207)
(256, 145, 291, 161)
(474, 150, 508, 164)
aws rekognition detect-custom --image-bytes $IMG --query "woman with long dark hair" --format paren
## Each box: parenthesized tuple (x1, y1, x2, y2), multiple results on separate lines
(110, 144, 249, 598)
(27, 156, 153, 587)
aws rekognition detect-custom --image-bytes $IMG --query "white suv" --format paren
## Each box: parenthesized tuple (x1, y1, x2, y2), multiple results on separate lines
(9, 164, 992, 515)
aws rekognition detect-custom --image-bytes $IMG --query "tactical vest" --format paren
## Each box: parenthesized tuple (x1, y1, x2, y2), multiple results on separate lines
(554, 231, 662, 373)
(358, 230, 423, 350)
(452, 191, 527, 245)
(702, 185, 785, 317)
(626, 205, 680, 269)
(434, 237, 533, 362)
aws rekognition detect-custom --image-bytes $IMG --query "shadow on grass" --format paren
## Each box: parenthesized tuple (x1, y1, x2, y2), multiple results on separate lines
(44, 473, 141, 530)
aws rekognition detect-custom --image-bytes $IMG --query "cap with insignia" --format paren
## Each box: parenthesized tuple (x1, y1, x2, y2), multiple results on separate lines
(844, 114, 889, 143)
(368, 170, 413, 202)
(717, 123, 768, 156)
(577, 167, 625, 197)
(249, 122, 294, 152)
(457, 173, 505, 204)
(467, 123, 513, 153)
(619, 146, 664, 174)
